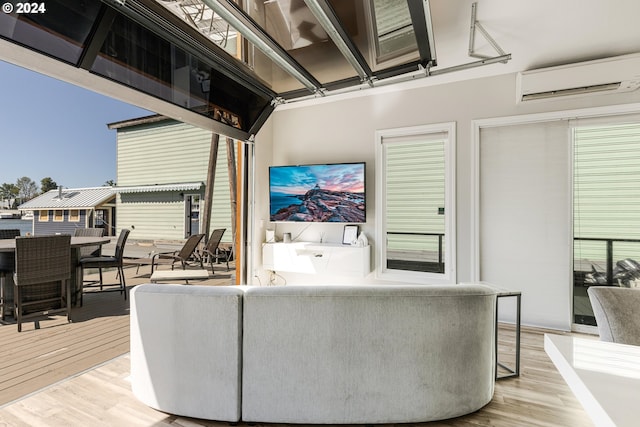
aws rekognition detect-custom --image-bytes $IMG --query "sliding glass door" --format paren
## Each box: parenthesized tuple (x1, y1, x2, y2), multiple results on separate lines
(477, 112, 640, 330)
(573, 120, 640, 325)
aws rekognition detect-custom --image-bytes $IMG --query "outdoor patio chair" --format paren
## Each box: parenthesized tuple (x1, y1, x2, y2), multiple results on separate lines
(125, 233, 205, 275)
(78, 229, 129, 306)
(13, 234, 71, 332)
(200, 228, 229, 274)
(74, 227, 105, 286)
(587, 286, 640, 346)
(0, 229, 21, 320)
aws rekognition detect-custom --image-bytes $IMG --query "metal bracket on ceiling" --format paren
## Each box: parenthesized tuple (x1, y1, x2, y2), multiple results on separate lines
(314, 87, 328, 98)
(360, 75, 375, 88)
(468, 2, 508, 63)
(365, 75, 376, 88)
(420, 62, 432, 77)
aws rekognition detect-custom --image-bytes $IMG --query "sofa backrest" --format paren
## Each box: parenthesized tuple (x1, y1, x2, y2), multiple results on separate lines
(241, 284, 497, 424)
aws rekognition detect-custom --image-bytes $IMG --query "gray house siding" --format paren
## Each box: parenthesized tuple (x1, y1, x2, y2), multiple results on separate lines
(34, 209, 88, 235)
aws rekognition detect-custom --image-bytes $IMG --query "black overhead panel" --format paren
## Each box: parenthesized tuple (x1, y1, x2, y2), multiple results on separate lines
(0, 0, 437, 129)
(0, 0, 103, 64)
(153, 0, 437, 100)
(91, 10, 273, 134)
(0, 0, 277, 138)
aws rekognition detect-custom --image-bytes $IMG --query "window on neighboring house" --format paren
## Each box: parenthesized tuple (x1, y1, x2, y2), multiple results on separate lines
(53, 210, 63, 222)
(376, 122, 456, 284)
(39, 210, 49, 222)
(69, 209, 80, 222)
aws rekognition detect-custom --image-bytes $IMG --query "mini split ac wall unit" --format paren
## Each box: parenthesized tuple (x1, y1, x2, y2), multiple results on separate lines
(516, 53, 640, 103)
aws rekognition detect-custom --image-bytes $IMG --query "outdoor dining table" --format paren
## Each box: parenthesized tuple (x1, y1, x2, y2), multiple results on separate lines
(0, 236, 111, 313)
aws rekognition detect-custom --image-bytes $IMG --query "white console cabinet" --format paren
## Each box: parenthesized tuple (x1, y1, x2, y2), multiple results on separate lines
(262, 242, 371, 277)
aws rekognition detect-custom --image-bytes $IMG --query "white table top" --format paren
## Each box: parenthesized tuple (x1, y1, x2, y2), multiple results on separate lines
(544, 333, 640, 427)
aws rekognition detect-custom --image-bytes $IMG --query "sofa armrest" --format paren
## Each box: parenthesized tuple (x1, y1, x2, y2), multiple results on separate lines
(130, 283, 244, 421)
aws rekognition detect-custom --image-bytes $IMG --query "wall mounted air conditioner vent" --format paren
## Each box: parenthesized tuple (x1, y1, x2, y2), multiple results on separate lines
(516, 53, 640, 103)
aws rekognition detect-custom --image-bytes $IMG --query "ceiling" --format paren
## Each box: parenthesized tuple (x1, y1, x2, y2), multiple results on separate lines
(153, 0, 437, 98)
(423, 0, 640, 84)
(155, 0, 640, 93)
(1, 0, 639, 140)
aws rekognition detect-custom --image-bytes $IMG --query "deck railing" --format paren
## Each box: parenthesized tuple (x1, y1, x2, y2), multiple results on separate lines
(574, 237, 640, 285)
(387, 232, 445, 272)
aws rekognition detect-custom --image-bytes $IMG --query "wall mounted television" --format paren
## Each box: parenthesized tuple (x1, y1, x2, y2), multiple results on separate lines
(269, 162, 366, 223)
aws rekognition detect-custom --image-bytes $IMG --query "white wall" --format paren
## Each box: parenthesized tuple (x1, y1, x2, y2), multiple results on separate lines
(250, 70, 640, 328)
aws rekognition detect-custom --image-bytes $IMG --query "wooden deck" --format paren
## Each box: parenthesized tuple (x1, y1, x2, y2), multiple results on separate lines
(0, 263, 234, 407)
(0, 272, 595, 426)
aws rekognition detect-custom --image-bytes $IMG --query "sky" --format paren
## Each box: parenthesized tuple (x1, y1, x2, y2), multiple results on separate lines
(0, 60, 151, 190)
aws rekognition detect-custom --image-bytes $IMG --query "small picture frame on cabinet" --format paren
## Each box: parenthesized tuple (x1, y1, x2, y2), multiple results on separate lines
(342, 225, 359, 245)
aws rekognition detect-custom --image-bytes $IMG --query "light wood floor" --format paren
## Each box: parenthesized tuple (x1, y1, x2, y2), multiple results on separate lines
(0, 272, 595, 426)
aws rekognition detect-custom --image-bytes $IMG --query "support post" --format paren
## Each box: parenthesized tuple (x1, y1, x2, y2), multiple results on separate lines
(226, 137, 238, 263)
(201, 112, 221, 243)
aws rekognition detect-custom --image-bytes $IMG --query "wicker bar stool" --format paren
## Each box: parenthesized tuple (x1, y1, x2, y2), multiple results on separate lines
(14, 235, 71, 332)
(0, 229, 21, 320)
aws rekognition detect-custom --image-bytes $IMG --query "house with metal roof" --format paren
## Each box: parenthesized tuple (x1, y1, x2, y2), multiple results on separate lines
(109, 116, 234, 242)
(18, 187, 116, 236)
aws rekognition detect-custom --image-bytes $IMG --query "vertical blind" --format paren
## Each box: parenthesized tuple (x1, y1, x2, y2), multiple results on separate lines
(479, 120, 572, 330)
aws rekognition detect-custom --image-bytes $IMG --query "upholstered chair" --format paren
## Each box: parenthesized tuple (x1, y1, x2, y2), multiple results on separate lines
(587, 286, 640, 345)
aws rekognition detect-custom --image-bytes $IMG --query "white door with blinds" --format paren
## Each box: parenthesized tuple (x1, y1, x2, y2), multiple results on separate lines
(479, 121, 572, 330)
(376, 122, 455, 284)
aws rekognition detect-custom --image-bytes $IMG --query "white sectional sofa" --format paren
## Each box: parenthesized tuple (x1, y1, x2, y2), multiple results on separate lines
(130, 283, 497, 424)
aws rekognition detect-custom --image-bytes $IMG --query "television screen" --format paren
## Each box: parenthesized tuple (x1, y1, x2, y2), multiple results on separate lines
(269, 162, 366, 223)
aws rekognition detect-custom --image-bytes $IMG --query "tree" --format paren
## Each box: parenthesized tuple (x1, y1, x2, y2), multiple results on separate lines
(0, 183, 18, 208)
(40, 177, 58, 193)
(15, 176, 38, 201)
(104, 179, 116, 187)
